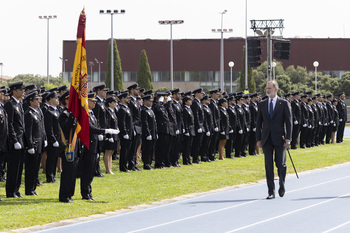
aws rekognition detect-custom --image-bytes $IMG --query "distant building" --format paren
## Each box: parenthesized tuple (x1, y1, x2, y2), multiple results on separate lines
(62, 38, 350, 91)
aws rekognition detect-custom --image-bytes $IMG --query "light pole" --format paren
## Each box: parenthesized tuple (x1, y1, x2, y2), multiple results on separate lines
(212, 10, 232, 91)
(39, 15, 57, 84)
(228, 61, 234, 92)
(100, 9, 125, 90)
(95, 58, 103, 84)
(59, 57, 68, 80)
(313, 61, 319, 94)
(159, 20, 184, 90)
(272, 61, 276, 80)
(89, 61, 94, 83)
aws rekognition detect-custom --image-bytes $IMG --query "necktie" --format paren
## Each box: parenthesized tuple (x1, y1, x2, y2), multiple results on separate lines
(269, 99, 274, 119)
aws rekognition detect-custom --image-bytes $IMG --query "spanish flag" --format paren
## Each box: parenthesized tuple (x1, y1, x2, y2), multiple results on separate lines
(68, 9, 90, 149)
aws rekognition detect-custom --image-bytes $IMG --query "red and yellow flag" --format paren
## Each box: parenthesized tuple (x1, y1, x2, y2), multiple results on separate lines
(68, 9, 90, 149)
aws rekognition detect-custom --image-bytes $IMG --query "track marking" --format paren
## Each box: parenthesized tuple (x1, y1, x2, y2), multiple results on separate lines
(225, 192, 350, 233)
(323, 220, 350, 233)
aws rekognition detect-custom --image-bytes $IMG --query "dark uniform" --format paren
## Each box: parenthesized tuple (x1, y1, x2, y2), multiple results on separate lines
(191, 92, 205, 164)
(306, 100, 315, 147)
(299, 98, 309, 148)
(141, 97, 157, 170)
(336, 93, 347, 143)
(0, 99, 8, 198)
(105, 104, 119, 150)
(117, 101, 134, 172)
(291, 93, 301, 149)
(58, 102, 80, 203)
(4, 82, 26, 198)
(170, 94, 183, 166)
(208, 92, 221, 161)
(182, 99, 195, 165)
(242, 96, 251, 157)
(249, 96, 258, 155)
(225, 100, 237, 158)
(128, 94, 142, 171)
(325, 96, 335, 143)
(24, 92, 46, 195)
(165, 100, 177, 167)
(200, 96, 213, 162)
(235, 101, 247, 157)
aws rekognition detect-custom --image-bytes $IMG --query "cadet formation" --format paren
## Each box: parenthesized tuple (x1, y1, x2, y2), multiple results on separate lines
(0, 82, 347, 202)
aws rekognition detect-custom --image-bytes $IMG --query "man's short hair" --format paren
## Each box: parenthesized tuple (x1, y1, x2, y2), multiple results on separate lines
(267, 80, 279, 89)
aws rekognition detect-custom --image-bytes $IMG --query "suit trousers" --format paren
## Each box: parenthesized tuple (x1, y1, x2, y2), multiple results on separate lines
(141, 139, 156, 167)
(225, 133, 234, 158)
(300, 126, 308, 147)
(25, 152, 42, 194)
(155, 133, 171, 167)
(235, 133, 244, 157)
(191, 133, 203, 163)
(170, 134, 182, 165)
(249, 131, 257, 155)
(263, 135, 287, 195)
(182, 135, 193, 164)
(6, 149, 24, 196)
(291, 124, 300, 148)
(119, 138, 132, 172)
(326, 125, 333, 143)
(80, 149, 97, 198)
(128, 134, 141, 170)
(208, 132, 219, 160)
(46, 147, 59, 182)
(199, 134, 211, 161)
(0, 152, 6, 180)
(59, 156, 79, 200)
(337, 121, 346, 142)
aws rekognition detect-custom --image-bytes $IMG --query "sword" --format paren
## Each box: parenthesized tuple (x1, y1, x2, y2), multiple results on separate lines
(283, 136, 299, 179)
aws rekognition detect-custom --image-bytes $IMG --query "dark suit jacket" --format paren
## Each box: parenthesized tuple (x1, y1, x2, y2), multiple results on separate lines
(128, 96, 142, 135)
(256, 97, 292, 147)
(153, 102, 170, 135)
(141, 106, 157, 139)
(93, 97, 107, 128)
(4, 96, 25, 149)
(24, 107, 46, 154)
(0, 104, 9, 152)
(117, 104, 134, 140)
(183, 106, 196, 137)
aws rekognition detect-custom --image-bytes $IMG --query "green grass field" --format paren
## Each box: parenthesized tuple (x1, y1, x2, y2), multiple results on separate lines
(1, 139, 349, 231)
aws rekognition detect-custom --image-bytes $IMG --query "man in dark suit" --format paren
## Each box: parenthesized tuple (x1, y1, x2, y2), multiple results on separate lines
(256, 81, 292, 199)
(24, 91, 46, 196)
(4, 82, 25, 198)
(141, 95, 157, 170)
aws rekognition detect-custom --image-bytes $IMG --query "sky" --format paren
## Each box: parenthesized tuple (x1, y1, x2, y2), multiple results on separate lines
(0, 0, 349, 78)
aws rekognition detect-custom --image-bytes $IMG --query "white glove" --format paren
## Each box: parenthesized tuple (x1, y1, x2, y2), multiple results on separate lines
(44, 140, 48, 148)
(247, 128, 250, 132)
(198, 128, 203, 133)
(339, 119, 343, 122)
(294, 120, 298, 125)
(330, 120, 334, 124)
(98, 135, 104, 141)
(229, 130, 233, 134)
(14, 142, 22, 150)
(308, 125, 312, 129)
(206, 131, 211, 136)
(167, 96, 171, 102)
(159, 96, 164, 102)
(214, 127, 219, 132)
(123, 134, 130, 140)
(28, 148, 35, 154)
(53, 141, 59, 147)
(303, 124, 307, 127)
(220, 131, 225, 135)
(334, 124, 336, 127)
(133, 130, 136, 136)
(176, 130, 180, 135)
(185, 133, 190, 136)
(108, 138, 114, 143)
(146, 135, 152, 141)
(253, 128, 256, 132)
(183, 129, 185, 133)
(156, 134, 159, 139)
(319, 122, 322, 125)
(239, 130, 243, 134)
(105, 129, 120, 135)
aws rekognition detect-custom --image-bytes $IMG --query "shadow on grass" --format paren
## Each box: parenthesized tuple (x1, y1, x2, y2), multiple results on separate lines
(0, 198, 58, 205)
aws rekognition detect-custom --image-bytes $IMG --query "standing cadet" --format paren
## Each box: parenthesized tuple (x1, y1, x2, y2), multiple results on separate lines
(44, 91, 63, 183)
(182, 96, 195, 165)
(0, 87, 8, 200)
(200, 94, 213, 162)
(117, 92, 134, 172)
(170, 88, 183, 167)
(141, 95, 157, 170)
(58, 91, 80, 203)
(153, 93, 171, 169)
(4, 82, 25, 198)
(306, 98, 315, 148)
(242, 94, 251, 157)
(81, 93, 119, 200)
(208, 89, 220, 161)
(24, 91, 46, 196)
(336, 92, 347, 143)
(164, 94, 178, 167)
(291, 92, 301, 149)
(235, 95, 247, 157)
(218, 98, 229, 160)
(311, 96, 320, 146)
(249, 93, 259, 155)
(299, 94, 309, 148)
(92, 84, 107, 177)
(127, 83, 142, 171)
(325, 94, 335, 144)
(225, 96, 237, 159)
(104, 97, 119, 174)
(331, 99, 339, 144)
(191, 88, 205, 164)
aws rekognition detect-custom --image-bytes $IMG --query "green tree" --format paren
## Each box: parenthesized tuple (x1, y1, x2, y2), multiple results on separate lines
(7, 74, 68, 89)
(136, 50, 153, 90)
(106, 39, 124, 91)
(239, 46, 256, 93)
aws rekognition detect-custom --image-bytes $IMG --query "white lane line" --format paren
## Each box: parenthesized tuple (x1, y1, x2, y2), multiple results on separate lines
(224, 192, 350, 233)
(126, 176, 350, 233)
(323, 220, 350, 233)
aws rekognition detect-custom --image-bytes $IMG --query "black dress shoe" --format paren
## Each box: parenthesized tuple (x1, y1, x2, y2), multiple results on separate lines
(266, 194, 275, 199)
(154, 165, 165, 169)
(95, 172, 105, 177)
(7, 193, 18, 198)
(278, 186, 285, 197)
(59, 198, 73, 203)
(82, 196, 94, 201)
(25, 192, 35, 196)
(143, 165, 153, 170)
(36, 181, 43, 186)
(120, 169, 130, 173)
(193, 160, 202, 164)
(15, 192, 23, 198)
